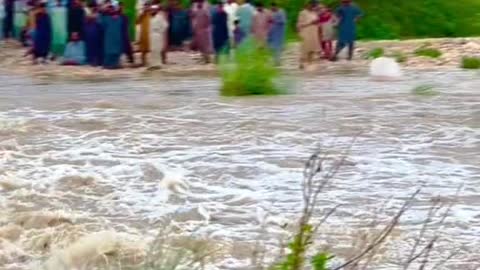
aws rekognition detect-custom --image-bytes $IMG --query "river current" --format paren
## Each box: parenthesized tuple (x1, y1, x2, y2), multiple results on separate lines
(0, 71, 479, 269)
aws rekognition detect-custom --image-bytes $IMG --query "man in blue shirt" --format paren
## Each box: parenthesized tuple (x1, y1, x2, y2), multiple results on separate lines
(331, 0, 363, 61)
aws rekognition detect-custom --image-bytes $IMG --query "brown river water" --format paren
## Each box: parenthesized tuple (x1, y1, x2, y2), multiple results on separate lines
(0, 70, 479, 269)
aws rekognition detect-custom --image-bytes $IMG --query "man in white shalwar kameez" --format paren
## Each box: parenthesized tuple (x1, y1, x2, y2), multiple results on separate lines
(150, 6, 169, 67)
(224, 0, 238, 44)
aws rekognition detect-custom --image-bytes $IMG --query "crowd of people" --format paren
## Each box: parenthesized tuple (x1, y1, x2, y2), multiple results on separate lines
(0, 0, 363, 69)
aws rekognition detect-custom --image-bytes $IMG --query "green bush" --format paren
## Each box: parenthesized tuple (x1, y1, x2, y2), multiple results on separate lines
(461, 56, 480, 69)
(365, 47, 384, 59)
(414, 47, 442, 58)
(219, 39, 285, 96)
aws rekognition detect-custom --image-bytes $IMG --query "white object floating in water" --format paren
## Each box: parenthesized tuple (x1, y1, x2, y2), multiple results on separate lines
(159, 171, 189, 195)
(369, 57, 402, 78)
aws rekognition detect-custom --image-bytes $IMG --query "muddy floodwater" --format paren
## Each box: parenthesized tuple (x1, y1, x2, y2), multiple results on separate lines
(0, 70, 479, 269)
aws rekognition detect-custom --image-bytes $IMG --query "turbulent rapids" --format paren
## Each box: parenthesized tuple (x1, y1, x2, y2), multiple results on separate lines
(0, 71, 479, 269)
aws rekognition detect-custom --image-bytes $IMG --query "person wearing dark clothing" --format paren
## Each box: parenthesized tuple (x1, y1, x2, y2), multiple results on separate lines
(33, 3, 52, 63)
(211, 3, 229, 60)
(332, 0, 363, 61)
(84, 12, 103, 66)
(68, 0, 85, 38)
(101, 7, 123, 69)
(167, 0, 190, 48)
(3, 0, 14, 39)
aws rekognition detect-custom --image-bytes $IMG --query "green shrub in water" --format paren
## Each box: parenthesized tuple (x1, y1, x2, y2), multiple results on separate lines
(412, 85, 440, 96)
(461, 56, 480, 69)
(365, 47, 385, 59)
(414, 47, 442, 58)
(220, 39, 285, 96)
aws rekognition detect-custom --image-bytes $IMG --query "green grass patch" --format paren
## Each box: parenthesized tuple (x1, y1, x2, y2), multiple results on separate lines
(219, 39, 286, 97)
(414, 47, 442, 58)
(411, 85, 440, 96)
(461, 56, 480, 69)
(365, 47, 385, 59)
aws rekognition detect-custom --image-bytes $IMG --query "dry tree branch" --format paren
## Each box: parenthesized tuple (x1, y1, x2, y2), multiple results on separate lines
(332, 189, 422, 270)
(418, 240, 436, 270)
(429, 247, 462, 270)
(313, 205, 342, 234)
(405, 185, 463, 270)
(403, 200, 443, 269)
(301, 136, 358, 227)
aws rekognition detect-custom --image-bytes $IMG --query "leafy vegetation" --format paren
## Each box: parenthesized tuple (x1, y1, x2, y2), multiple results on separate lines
(321, 0, 480, 39)
(461, 56, 480, 69)
(365, 47, 384, 59)
(219, 39, 285, 96)
(273, 224, 333, 270)
(180, 0, 480, 40)
(414, 47, 442, 58)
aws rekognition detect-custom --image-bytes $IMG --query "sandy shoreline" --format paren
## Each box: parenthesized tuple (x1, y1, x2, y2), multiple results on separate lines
(1, 37, 479, 80)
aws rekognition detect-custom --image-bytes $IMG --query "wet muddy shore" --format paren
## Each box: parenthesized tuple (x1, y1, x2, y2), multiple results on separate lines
(1, 38, 480, 80)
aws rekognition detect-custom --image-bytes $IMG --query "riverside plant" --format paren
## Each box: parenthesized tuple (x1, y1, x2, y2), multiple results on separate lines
(414, 47, 442, 59)
(219, 39, 286, 96)
(365, 47, 384, 59)
(461, 56, 480, 69)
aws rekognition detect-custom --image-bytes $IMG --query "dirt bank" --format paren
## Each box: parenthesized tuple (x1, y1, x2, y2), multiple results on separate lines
(0, 37, 479, 79)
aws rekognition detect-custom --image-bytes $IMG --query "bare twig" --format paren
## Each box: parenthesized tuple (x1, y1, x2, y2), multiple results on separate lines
(430, 247, 462, 270)
(332, 189, 421, 270)
(404, 200, 443, 269)
(313, 205, 342, 234)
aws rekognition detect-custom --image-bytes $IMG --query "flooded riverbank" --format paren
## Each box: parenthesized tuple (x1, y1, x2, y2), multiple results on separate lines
(1, 38, 480, 80)
(0, 70, 479, 269)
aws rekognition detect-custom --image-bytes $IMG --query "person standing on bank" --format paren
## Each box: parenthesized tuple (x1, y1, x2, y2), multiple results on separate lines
(191, 0, 212, 64)
(318, 4, 336, 59)
(68, 0, 85, 39)
(50, 0, 68, 60)
(268, 2, 286, 66)
(33, 2, 52, 64)
(102, 5, 123, 69)
(84, 8, 103, 66)
(224, 0, 238, 45)
(331, 0, 362, 61)
(149, 4, 169, 67)
(3, 0, 14, 40)
(235, 0, 254, 38)
(297, 1, 320, 69)
(211, 1, 229, 62)
(136, 2, 151, 66)
(251, 2, 271, 47)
